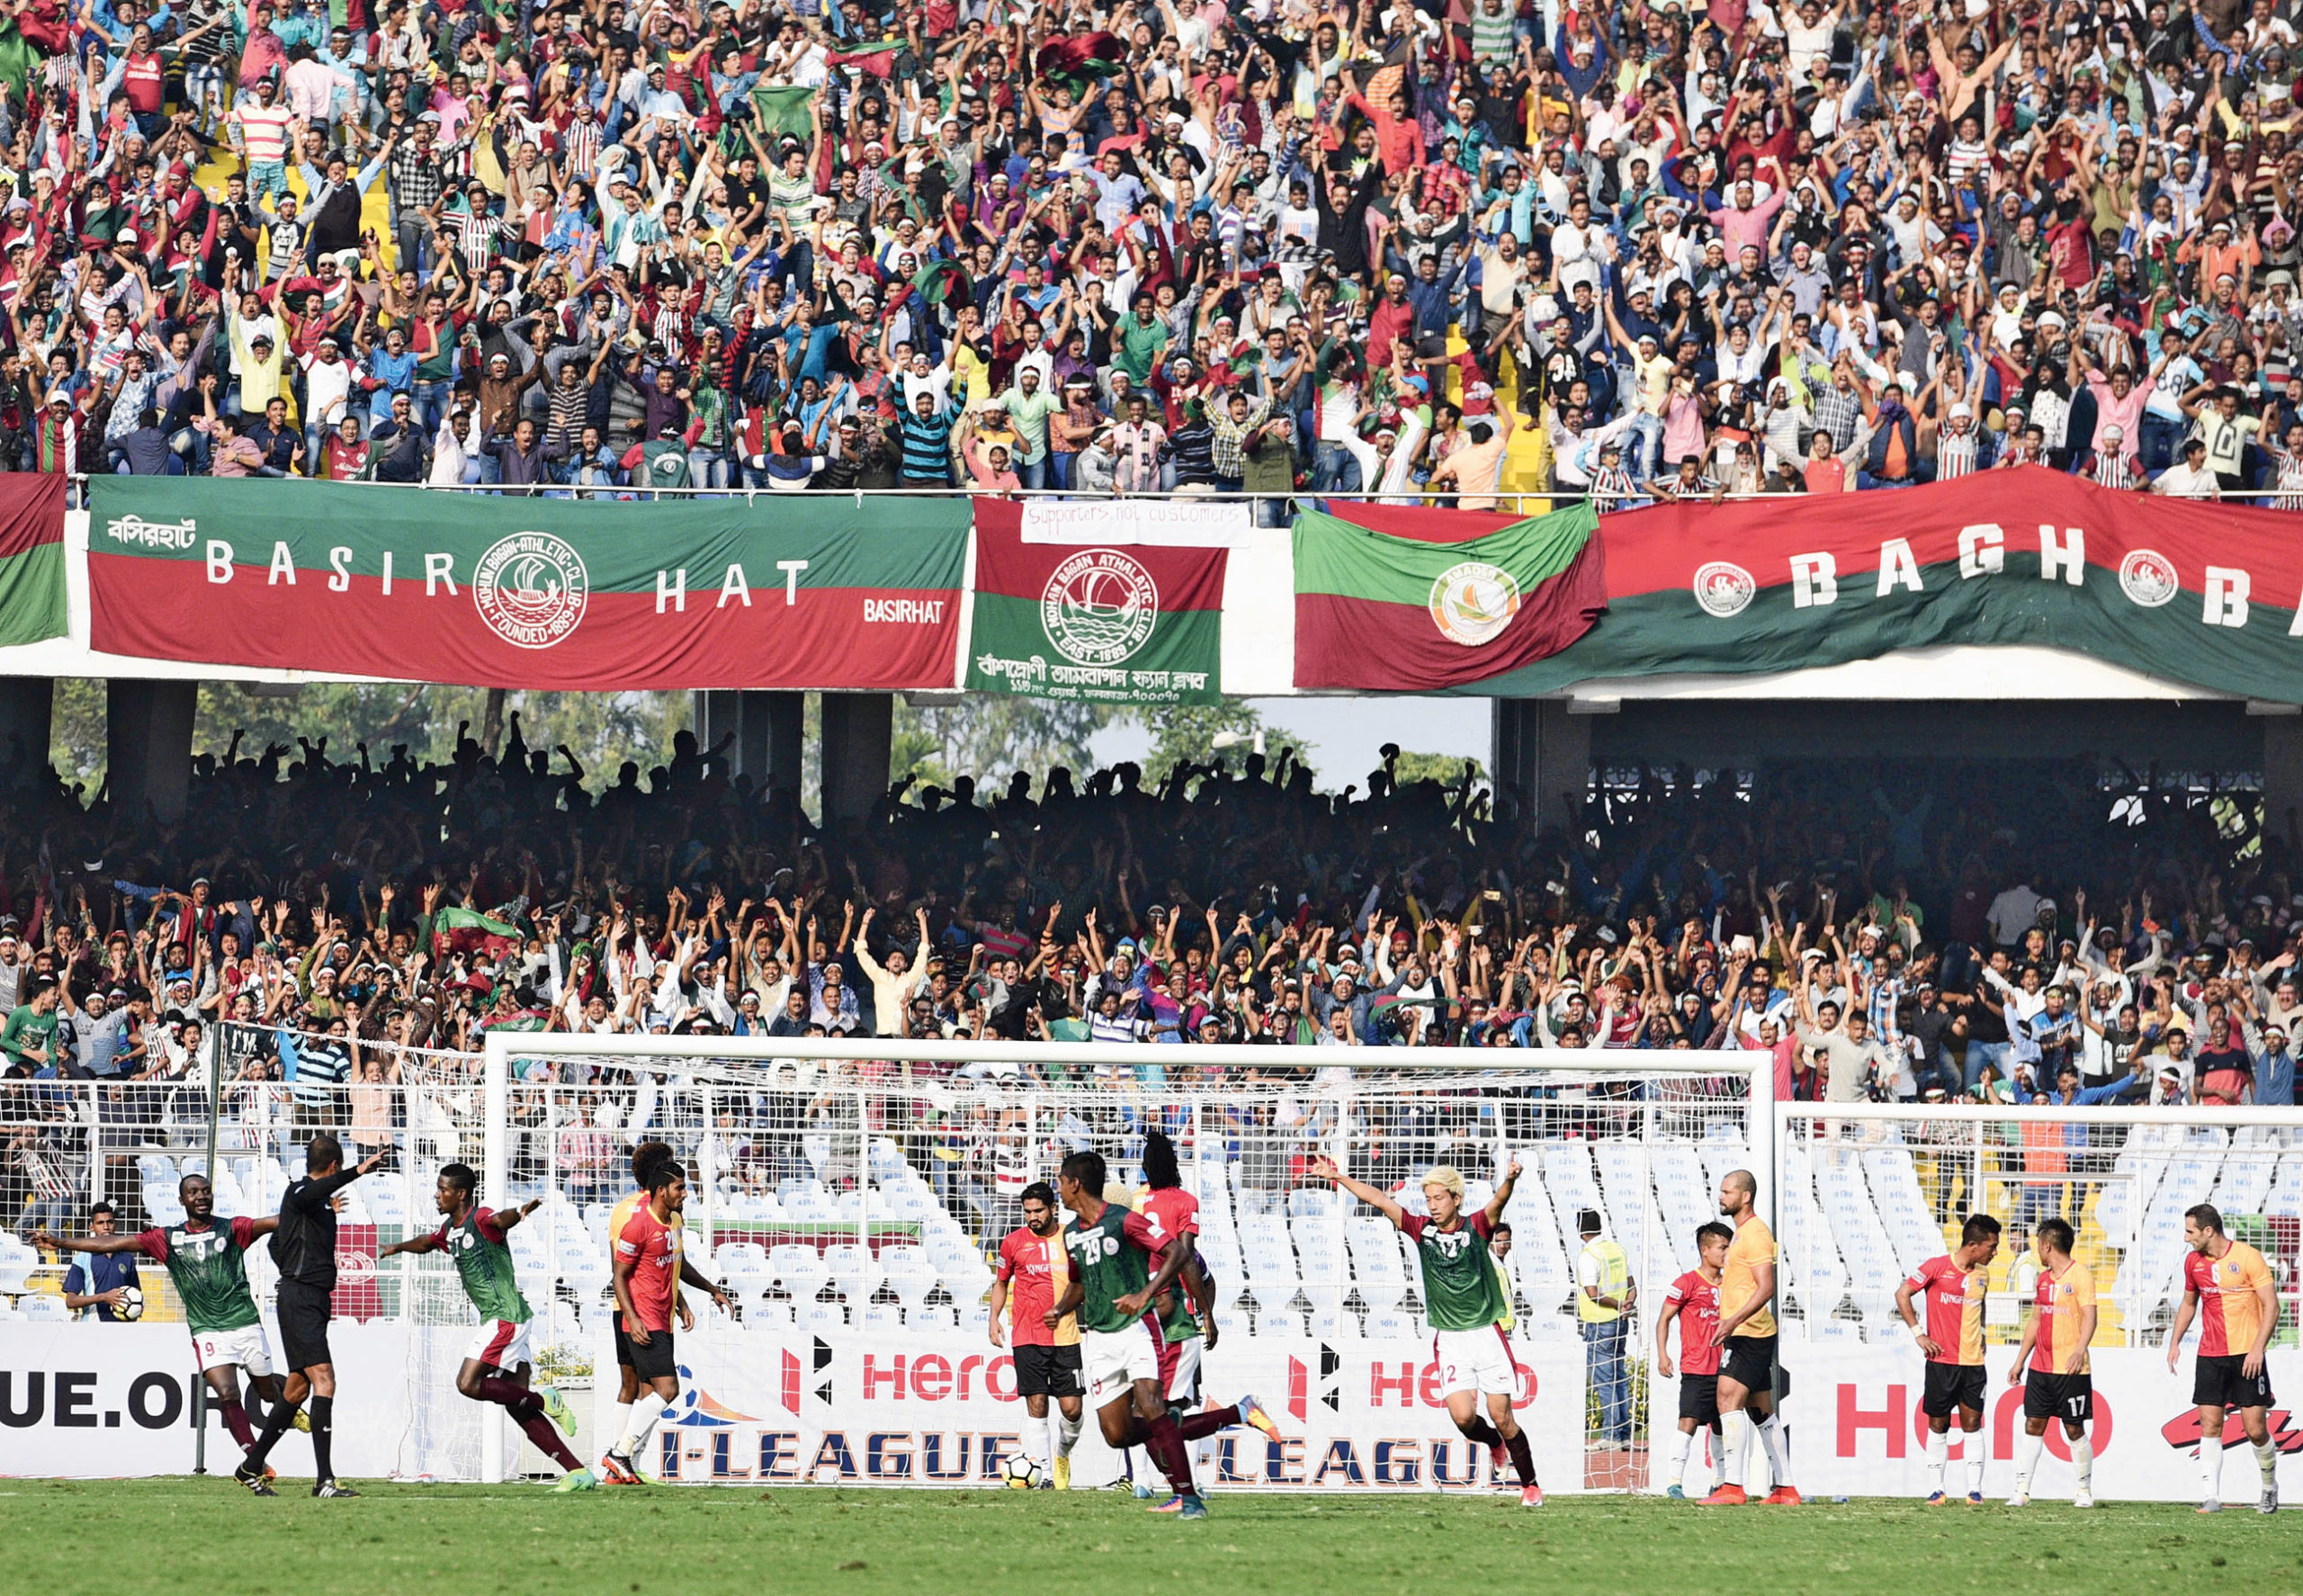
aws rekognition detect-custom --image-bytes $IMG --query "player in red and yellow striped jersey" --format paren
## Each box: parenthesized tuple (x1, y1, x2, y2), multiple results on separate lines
(1895, 1213, 2001, 1503)
(2007, 1217, 2097, 1508)
(2166, 1203, 2281, 1514)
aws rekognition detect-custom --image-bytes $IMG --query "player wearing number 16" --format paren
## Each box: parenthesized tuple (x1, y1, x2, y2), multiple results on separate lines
(377, 1163, 596, 1492)
(1895, 1213, 2002, 1504)
(1311, 1155, 1544, 1507)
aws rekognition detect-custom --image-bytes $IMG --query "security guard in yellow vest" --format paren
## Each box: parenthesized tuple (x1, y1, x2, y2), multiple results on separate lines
(1576, 1209, 1636, 1445)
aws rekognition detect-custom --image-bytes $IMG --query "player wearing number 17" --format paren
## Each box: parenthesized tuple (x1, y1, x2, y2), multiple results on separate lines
(1311, 1155, 1543, 1506)
(2006, 1217, 2097, 1509)
(377, 1163, 596, 1492)
(1895, 1214, 2002, 1504)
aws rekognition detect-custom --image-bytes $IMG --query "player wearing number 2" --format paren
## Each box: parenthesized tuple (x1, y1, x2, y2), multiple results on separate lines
(1312, 1155, 1543, 1507)
(378, 1163, 596, 1492)
(2006, 1217, 2097, 1509)
(1895, 1213, 2002, 1504)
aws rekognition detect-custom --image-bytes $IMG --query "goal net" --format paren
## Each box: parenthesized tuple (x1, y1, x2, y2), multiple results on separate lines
(462, 1035, 1766, 1493)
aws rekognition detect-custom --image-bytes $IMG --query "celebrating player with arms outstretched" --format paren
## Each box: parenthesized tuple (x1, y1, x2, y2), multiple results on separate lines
(602, 1155, 730, 1484)
(37, 1172, 291, 1479)
(991, 1179, 1085, 1489)
(1705, 1169, 1797, 1506)
(379, 1163, 595, 1492)
(2007, 1217, 2097, 1508)
(1655, 1222, 1731, 1499)
(1312, 1154, 1543, 1506)
(1895, 1213, 2002, 1504)
(1048, 1150, 1207, 1518)
(2166, 1203, 2281, 1513)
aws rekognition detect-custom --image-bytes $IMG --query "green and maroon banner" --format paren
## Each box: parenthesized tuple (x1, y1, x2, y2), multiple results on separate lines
(0, 472, 67, 648)
(1294, 499, 1606, 690)
(964, 498, 1224, 704)
(1468, 468, 2303, 701)
(85, 479, 967, 690)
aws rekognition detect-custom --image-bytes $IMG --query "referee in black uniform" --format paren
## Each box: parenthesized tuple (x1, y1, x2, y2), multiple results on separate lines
(237, 1133, 389, 1496)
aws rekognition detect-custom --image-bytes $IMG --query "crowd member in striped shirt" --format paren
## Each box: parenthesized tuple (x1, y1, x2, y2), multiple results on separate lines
(228, 78, 295, 203)
(898, 380, 965, 488)
(2088, 426, 2139, 490)
(1933, 402, 1983, 479)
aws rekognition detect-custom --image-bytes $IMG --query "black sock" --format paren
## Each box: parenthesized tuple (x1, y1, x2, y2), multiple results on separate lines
(1506, 1428, 1537, 1488)
(309, 1395, 335, 1482)
(243, 1394, 300, 1469)
(1462, 1417, 1503, 1448)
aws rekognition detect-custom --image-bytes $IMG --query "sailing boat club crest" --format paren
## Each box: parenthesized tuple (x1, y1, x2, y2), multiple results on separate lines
(1041, 548, 1159, 667)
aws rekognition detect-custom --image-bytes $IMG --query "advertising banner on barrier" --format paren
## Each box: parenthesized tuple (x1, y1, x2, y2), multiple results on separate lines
(591, 1326, 1586, 1491)
(0, 1321, 412, 1479)
(1785, 1344, 2303, 1503)
(84, 479, 970, 690)
(0, 472, 66, 649)
(1466, 466, 2303, 700)
(967, 499, 1226, 704)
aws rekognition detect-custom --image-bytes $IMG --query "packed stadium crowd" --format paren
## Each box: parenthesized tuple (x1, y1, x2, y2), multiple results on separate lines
(0, 725, 2293, 1113)
(6, 0, 2303, 501)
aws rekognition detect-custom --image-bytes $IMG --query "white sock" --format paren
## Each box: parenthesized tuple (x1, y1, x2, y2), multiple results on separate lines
(2072, 1435, 2093, 1493)
(2201, 1435, 2224, 1501)
(1719, 1408, 1752, 1488)
(1058, 1411, 1082, 1457)
(608, 1401, 632, 1457)
(2257, 1439, 2279, 1488)
(1754, 1412, 1788, 1490)
(2014, 1430, 2044, 1491)
(1667, 1427, 1693, 1488)
(1710, 1426, 1727, 1488)
(1964, 1431, 1987, 1498)
(1924, 1428, 1949, 1494)
(619, 1391, 668, 1459)
(1021, 1412, 1049, 1465)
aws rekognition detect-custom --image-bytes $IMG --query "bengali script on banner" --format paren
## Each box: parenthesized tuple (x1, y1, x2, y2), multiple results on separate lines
(966, 498, 1225, 704)
(85, 479, 969, 690)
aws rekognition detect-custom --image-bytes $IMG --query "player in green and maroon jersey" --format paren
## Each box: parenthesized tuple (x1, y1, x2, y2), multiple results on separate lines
(1048, 1150, 1206, 1518)
(1313, 1154, 1543, 1506)
(379, 1162, 596, 1492)
(40, 1171, 294, 1482)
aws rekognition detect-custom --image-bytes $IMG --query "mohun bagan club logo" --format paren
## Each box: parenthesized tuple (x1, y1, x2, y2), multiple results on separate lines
(473, 533, 588, 649)
(2119, 549, 2180, 608)
(1693, 560, 1757, 617)
(1428, 560, 1521, 646)
(1042, 548, 1158, 666)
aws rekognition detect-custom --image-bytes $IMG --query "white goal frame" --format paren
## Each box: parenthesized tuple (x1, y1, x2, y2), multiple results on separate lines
(473, 1034, 1773, 1486)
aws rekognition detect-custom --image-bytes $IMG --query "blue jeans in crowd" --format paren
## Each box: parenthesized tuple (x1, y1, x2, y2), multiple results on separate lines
(1583, 1318, 1632, 1444)
(2139, 413, 2184, 476)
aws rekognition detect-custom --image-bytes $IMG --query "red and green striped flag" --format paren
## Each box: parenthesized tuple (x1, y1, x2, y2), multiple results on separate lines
(0, 474, 67, 647)
(964, 500, 1224, 704)
(430, 906, 522, 963)
(1292, 499, 1606, 690)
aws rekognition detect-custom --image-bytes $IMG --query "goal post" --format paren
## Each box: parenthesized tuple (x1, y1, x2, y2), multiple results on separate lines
(477, 1032, 1772, 1493)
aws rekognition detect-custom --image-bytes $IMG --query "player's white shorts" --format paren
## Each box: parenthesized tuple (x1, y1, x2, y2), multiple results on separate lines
(1080, 1323, 1160, 1404)
(462, 1316, 536, 1372)
(193, 1323, 273, 1378)
(1160, 1331, 1203, 1403)
(1433, 1324, 1517, 1398)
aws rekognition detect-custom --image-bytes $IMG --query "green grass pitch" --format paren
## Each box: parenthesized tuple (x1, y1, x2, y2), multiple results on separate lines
(3, 1481, 2296, 1595)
